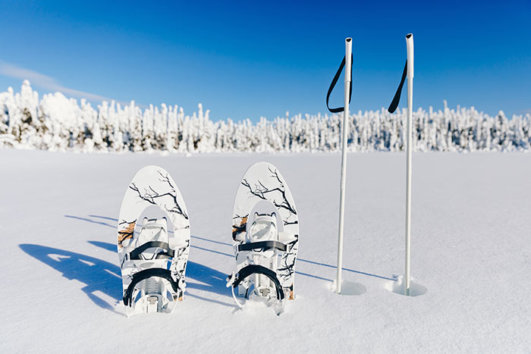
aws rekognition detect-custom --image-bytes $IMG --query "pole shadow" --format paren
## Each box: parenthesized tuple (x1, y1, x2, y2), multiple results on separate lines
(89, 215, 118, 222)
(189, 234, 394, 282)
(67, 215, 395, 285)
(297, 258, 397, 281)
(191, 244, 233, 258)
(189, 238, 333, 282)
(192, 235, 232, 246)
(65, 215, 115, 228)
(19, 244, 122, 311)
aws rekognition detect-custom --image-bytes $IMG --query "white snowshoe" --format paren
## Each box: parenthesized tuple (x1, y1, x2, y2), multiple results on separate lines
(227, 162, 299, 314)
(117, 166, 190, 315)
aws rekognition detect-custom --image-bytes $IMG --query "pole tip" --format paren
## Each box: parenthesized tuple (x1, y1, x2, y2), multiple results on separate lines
(345, 37, 352, 42)
(406, 33, 413, 39)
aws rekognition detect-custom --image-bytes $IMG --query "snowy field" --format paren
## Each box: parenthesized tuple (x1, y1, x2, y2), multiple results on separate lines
(1, 149, 530, 353)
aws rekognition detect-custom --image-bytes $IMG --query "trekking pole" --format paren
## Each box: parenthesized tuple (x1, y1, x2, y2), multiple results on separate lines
(387, 33, 415, 296)
(336, 38, 352, 293)
(404, 33, 414, 296)
(325, 37, 353, 294)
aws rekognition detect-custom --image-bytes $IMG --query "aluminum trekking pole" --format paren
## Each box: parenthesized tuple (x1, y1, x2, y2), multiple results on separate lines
(325, 37, 353, 294)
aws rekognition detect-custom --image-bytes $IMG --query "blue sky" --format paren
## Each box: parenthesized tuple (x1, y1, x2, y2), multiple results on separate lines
(0, 0, 529, 121)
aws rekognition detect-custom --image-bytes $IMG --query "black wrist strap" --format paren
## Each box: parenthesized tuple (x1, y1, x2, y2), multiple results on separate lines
(388, 60, 408, 113)
(326, 54, 353, 113)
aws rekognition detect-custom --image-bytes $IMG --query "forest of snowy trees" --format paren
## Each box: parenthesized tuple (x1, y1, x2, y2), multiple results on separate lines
(0, 81, 529, 153)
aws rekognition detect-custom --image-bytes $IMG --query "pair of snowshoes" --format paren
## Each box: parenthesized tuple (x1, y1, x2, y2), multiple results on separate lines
(117, 162, 299, 316)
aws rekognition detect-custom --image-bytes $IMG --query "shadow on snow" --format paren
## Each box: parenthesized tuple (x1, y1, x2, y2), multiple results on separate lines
(87, 240, 232, 299)
(19, 243, 122, 311)
(65, 214, 396, 287)
(65, 214, 116, 228)
(19, 240, 233, 312)
(189, 230, 396, 282)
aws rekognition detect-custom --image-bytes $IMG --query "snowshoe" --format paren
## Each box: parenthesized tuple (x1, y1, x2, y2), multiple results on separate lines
(117, 166, 190, 315)
(227, 162, 299, 314)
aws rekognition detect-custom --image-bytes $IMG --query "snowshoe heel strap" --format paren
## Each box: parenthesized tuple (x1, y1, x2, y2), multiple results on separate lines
(123, 268, 179, 306)
(129, 241, 175, 260)
(232, 265, 284, 300)
(237, 241, 286, 252)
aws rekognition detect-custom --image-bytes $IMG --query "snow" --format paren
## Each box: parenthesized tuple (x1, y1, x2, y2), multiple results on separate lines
(1, 149, 530, 352)
(1, 81, 530, 153)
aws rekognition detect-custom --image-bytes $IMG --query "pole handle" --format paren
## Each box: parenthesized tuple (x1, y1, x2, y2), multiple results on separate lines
(406, 34, 414, 79)
(344, 38, 352, 82)
(387, 34, 414, 114)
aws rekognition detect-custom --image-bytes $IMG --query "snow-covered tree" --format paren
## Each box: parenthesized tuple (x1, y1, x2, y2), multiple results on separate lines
(0, 81, 529, 153)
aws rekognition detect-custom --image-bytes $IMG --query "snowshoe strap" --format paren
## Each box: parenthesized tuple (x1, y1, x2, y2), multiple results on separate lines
(129, 241, 175, 260)
(123, 268, 179, 306)
(388, 60, 408, 113)
(232, 264, 285, 300)
(326, 54, 353, 113)
(237, 240, 286, 252)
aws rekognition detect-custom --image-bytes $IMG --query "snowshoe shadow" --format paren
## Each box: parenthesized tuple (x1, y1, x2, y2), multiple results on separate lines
(185, 262, 232, 298)
(19, 244, 122, 312)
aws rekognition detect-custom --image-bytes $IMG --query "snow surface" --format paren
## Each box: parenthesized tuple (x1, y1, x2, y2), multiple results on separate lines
(1, 150, 530, 352)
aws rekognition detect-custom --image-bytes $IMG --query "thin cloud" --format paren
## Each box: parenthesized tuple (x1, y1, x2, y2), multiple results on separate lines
(0, 61, 112, 102)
